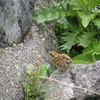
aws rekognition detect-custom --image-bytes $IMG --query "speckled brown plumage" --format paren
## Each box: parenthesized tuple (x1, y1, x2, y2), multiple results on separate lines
(49, 51, 73, 72)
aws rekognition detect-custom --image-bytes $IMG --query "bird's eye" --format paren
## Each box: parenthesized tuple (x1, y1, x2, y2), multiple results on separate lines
(50, 53, 54, 57)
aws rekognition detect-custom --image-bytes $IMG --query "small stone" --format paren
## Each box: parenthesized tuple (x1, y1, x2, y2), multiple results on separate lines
(13, 43, 16, 46)
(5, 48, 8, 50)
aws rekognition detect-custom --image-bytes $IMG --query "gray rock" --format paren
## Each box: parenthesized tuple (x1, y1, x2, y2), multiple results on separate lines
(69, 62, 100, 100)
(0, 18, 60, 99)
(40, 61, 100, 100)
(42, 70, 74, 100)
(0, 0, 35, 47)
(0, 0, 59, 99)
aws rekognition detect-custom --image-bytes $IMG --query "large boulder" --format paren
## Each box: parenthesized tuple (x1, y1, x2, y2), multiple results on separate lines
(69, 62, 100, 100)
(0, 19, 60, 100)
(0, 0, 60, 99)
(0, 0, 34, 47)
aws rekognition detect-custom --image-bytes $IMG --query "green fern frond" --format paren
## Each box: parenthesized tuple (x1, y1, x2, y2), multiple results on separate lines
(69, 0, 89, 14)
(92, 19, 100, 29)
(69, 0, 99, 28)
(33, 1, 69, 24)
(57, 17, 81, 53)
(84, 39, 100, 53)
(78, 31, 97, 48)
(77, 11, 98, 28)
(73, 39, 100, 64)
(60, 30, 76, 53)
(88, 0, 100, 12)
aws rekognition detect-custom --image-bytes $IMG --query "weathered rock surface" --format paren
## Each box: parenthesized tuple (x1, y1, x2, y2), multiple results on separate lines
(0, 20, 60, 100)
(0, 0, 35, 47)
(41, 61, 100, 100)
(0, 0, 59, 99)
(69, 62, 100, 100)
(43, 69, 74, 100)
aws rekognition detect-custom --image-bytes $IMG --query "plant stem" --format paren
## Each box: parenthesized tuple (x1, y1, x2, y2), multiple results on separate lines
(38, 76, 100, 96)
(36, 38, 45, 79)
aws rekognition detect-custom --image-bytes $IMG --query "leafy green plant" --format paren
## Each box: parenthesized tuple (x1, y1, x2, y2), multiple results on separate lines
(22, 64, 49, 100)
(73, 39, 100, 64)
(33, 0, 100, 64)
(22, 64, 61, 100)
(47, 65, 56, 77)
